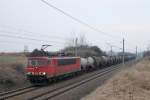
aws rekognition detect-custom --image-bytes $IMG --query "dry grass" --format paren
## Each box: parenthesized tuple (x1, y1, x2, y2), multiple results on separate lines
(0, 54, 29, 92)
(82, 58, 150, 100)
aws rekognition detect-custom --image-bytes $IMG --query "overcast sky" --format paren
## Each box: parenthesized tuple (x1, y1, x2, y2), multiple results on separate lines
(0, 0, 149, 53)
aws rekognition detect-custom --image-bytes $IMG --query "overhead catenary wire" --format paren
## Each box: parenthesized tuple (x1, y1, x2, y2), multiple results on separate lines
(0, 25, 67, 40)
(0, 25, 94, 47)
(40, 0, 121, 40)
(0, 40, 64, 53)
(40, 0, 138, 53)
(0, 33, 65, 45)
(0, 30, 66, 42)
(0, 40, 40, 45)
(0, 1, 137, 53)
(0, 40, 64, 47)
(0, 25, 83, 47)
(0, 26, 127, 52)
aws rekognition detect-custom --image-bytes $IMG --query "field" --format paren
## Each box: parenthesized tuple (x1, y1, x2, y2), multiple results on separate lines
(82, 58, 150, 100)
(0, 54, 29, 92)
(0, 54, 27, 66)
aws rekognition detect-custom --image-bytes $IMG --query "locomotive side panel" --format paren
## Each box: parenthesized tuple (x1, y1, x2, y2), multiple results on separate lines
(54, 57, 81, 77)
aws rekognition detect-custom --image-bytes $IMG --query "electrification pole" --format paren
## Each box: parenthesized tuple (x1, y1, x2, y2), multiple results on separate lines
(122, 38, 125, 66)
(136, 46, 138, 58)
(75, 38, 78, 56)
(110, 46, 113, 57)
(106, 43, 113, 57)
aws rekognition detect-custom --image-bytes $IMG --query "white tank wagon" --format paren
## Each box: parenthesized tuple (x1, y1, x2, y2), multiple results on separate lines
(101, 56, 109, 67)
(87, 57, 95, 69)
(91, 56, 100, 68)
(80, 55, 134, 71)
(118, 56, 122, 63)
(109, 56, 115, 65)
(80, 58, 88, 71)
(80, 57, 96, 71)
(113, 56, 118, 64)
(116, 56, 122, 64)
(91, 56, 106, 68)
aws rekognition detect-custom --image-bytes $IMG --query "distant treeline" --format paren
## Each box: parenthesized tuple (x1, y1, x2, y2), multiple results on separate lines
(62, 45, 107, 57)
(29, 45, 107, 57)
(0, 52, 25, 56)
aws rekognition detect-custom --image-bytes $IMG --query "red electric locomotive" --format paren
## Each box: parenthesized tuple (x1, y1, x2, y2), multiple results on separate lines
(26, 56, 81, 84)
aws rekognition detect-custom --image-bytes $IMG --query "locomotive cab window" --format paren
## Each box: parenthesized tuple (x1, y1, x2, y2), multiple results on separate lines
(28, 59, 49, 66)
(57, 58, 76, 66)
(28, 60, 37, 66)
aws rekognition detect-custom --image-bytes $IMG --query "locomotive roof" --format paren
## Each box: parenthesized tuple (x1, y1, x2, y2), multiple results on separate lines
(28, 56, 80, 59)
(52, 56, 80, 59)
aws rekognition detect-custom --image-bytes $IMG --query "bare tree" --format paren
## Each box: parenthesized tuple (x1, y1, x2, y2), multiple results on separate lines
(65, 33, 88, 47)
(65, 31, 77, 47)
(78, 34, 87, 46)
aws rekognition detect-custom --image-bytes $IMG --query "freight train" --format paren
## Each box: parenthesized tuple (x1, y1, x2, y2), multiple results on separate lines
(25, 50, 135, 85)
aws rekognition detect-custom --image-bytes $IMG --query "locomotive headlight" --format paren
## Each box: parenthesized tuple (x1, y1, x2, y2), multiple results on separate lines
(27, 72, 31, 75)
(39, 72, 46, 75)
(42, 72, 46, 75)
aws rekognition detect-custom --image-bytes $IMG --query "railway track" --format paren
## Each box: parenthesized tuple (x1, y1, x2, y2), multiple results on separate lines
(0, 86, 37, 100)
(0, 60, 135, 100)
(29, 63, 121, 100)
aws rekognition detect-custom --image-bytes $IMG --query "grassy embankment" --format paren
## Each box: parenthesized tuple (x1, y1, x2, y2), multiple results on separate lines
(82, 58, 150, 100)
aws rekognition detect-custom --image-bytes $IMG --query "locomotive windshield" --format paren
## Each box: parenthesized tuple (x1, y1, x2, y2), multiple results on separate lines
(28, 59, 50, 67)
